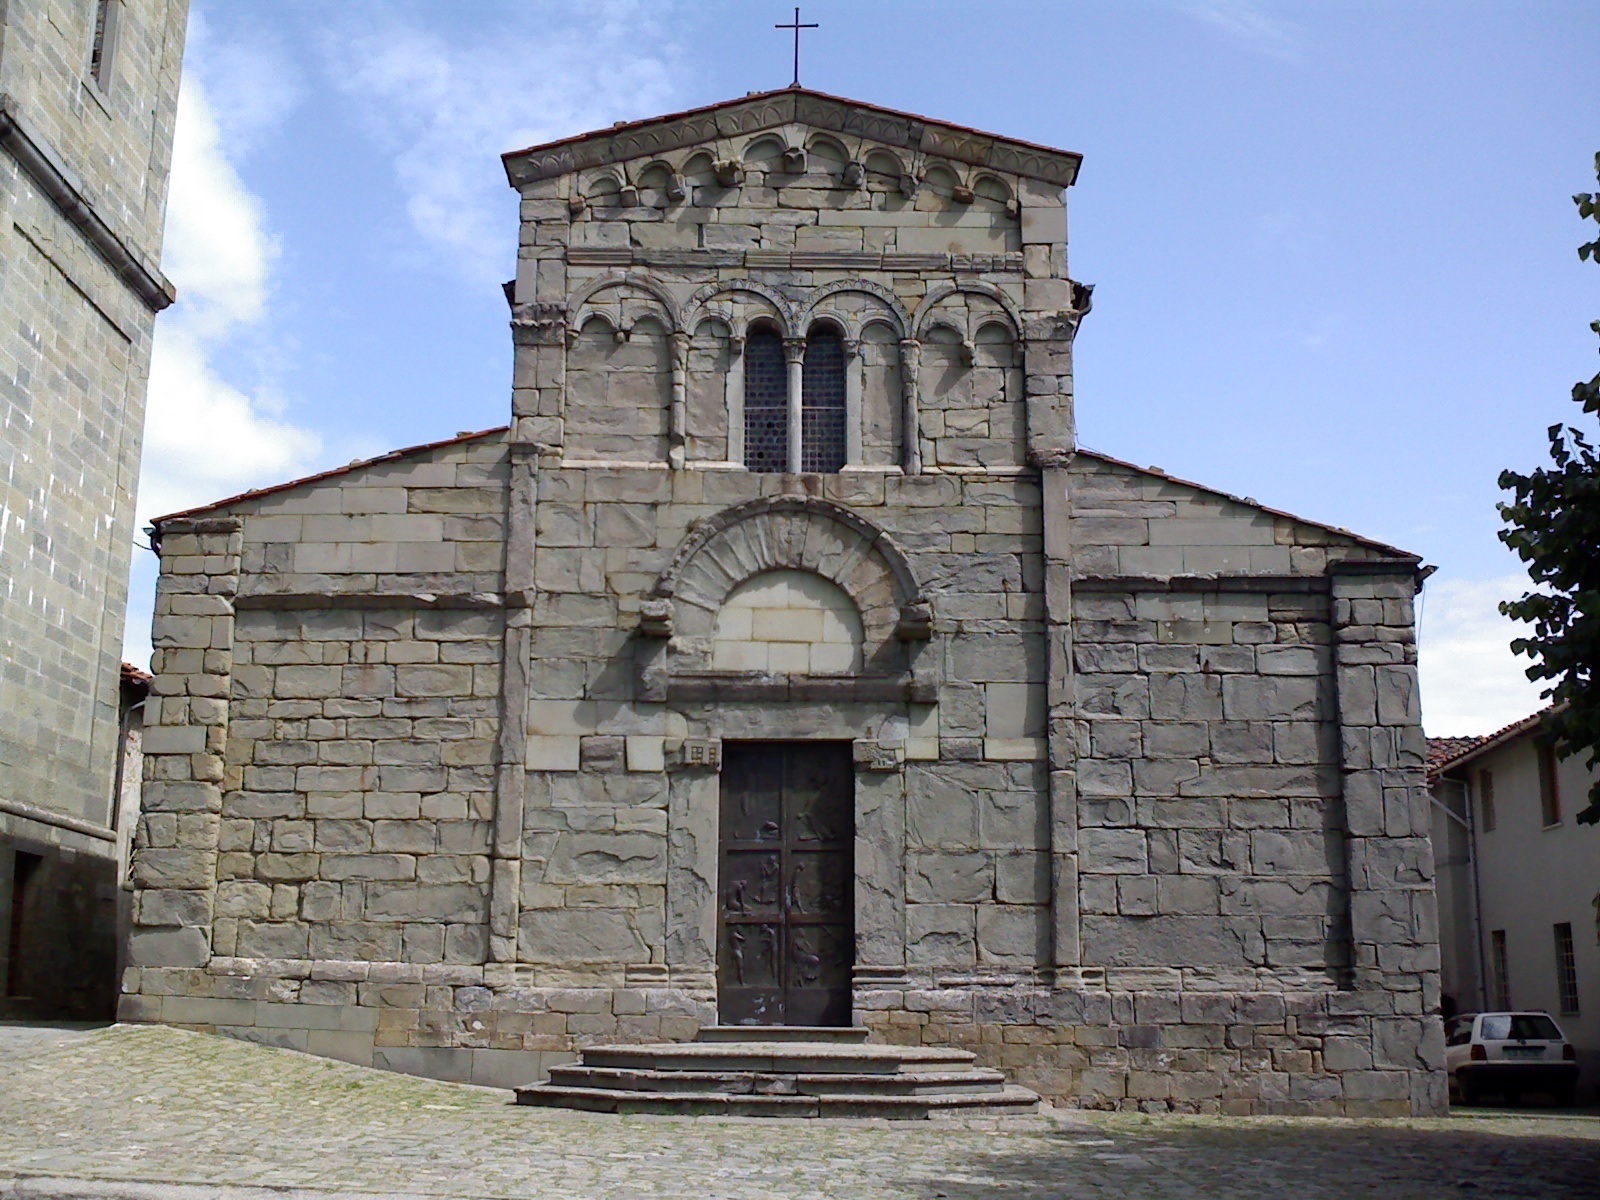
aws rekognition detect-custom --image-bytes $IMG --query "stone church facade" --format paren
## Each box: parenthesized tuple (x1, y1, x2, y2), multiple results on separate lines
(123, 89, 1447, 1114)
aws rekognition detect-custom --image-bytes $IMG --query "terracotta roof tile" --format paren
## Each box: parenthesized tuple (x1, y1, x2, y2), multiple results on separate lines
(1428, 706, 1554, 778)
(502, 86, 1082, 188)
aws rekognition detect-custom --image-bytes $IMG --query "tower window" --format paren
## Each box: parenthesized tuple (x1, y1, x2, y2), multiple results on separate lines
(801, 326, 847, 473)
(89, 0, 119, 89)
(743, 327, 787, 473)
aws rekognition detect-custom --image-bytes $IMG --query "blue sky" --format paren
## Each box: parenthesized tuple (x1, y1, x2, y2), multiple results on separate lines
(128, 0, 1600, 736)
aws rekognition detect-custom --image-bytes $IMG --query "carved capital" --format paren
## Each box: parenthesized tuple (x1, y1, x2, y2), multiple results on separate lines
(512, 301, 569, 346)
(638, 598, 675, 638)
(1028, 446, 1076, 470)
(713, 159, 742, 188)
(842, 160, 865, 189)
(782, 338, 808, 365)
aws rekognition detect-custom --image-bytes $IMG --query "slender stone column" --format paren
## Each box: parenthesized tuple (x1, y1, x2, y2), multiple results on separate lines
(668, 331, 690, 469)
(843, 337, 862, 466)
(784, 337, 806, 474)
(898, 338, 920, 474)
(725, 334, 746, 465)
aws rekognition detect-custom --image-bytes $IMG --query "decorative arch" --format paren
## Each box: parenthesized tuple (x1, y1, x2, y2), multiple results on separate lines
(568, 271, 681, 338)
(651, 497, 928, 674)
(972, 174, 1013, 204)
(800, 279, 910, 339)
(584, 171, 623, 200)
(681, 278, 796, 339)
(742, 134, 787, 166)
(912, 280, 1023, 342)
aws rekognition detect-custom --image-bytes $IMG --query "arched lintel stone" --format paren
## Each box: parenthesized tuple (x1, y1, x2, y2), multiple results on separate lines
(652, 497, 926, 654)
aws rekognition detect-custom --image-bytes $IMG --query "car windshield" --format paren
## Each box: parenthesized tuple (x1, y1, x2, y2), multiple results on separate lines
(1479, 1014, 1562, 1041)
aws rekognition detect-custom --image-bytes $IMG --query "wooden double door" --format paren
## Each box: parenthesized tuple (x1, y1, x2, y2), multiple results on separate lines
(717, 742, 855, 1026)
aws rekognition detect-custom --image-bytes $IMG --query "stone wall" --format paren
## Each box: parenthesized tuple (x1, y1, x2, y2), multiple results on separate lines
(0, 0, 188, 1012)
(123, 90, 1445, 1113)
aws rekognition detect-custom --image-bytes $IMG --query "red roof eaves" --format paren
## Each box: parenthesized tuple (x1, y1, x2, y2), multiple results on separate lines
(149, 426, 509, 527)
(1429, 706, 1554, 779)
(501, 85, 1082, 178)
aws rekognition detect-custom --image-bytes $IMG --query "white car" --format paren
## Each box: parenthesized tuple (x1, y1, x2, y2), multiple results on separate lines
(1444, 1011, 1580, 1107)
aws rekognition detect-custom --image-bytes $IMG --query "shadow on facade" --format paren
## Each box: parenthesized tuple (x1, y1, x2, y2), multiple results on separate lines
(0, 841, 120, 1020)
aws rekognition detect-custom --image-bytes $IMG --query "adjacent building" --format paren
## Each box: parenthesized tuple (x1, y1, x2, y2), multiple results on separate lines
(0, 0, 188, 1017)
(1430, 713, 1600, 1099)
(122, 87, 1446, 1114)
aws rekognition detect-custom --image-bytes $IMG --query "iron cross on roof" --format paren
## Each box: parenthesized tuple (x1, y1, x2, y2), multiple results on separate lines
(775, 7, 818, 87)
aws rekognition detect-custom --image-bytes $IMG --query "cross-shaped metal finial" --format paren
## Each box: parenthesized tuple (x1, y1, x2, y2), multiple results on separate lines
(775, 7, 818, 88)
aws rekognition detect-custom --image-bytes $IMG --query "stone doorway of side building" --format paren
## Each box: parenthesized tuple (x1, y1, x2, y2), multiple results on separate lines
(717, 741, 855, 1027)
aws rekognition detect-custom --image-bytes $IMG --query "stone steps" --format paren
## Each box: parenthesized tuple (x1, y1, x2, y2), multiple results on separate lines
(546, 1065, 1013, 1096)
(514, 1027, 1040, 1119)
(519, 1083, 1043, 1118)
(693, 1024, 869, 1044)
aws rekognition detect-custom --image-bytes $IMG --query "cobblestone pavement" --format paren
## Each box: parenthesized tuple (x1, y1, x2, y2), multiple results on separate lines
(3, 1023, 1598, 1200)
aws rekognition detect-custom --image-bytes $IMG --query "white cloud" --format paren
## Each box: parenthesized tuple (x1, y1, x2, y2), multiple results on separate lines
(126, 62, 322, 667)
(142, 70, 323, 522)
(157, 78, 274, 333)
(1176, 0, 1302, 62)
(319, 0, 681, 284)
(1418, 573, 1549, 737)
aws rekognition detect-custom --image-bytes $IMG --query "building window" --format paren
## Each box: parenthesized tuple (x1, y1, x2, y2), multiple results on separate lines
(742, 327, 788, 473)
(1555, 923, 1580, 1015)
(1477, 768, 1496, 833)
(88, 0, 119, 89)
(1489, 929, 1511, 1010)
(743, 325, 850, 474)
(1537, 739, 1562, 826)
(800, 326, 847, 473)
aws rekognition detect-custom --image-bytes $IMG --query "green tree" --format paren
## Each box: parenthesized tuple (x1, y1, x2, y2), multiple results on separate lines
(1498, 152, 1600, 825)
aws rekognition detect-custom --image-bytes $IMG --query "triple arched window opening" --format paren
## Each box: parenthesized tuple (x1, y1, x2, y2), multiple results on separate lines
(744, 324, 847, 474)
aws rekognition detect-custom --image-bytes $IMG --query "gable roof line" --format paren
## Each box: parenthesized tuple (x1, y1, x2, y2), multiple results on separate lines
(1429, 706, 1555, 779)
(1073, 446, 1422, 562)
(149, 427, 509, 528)
(502, 86, 1082, 189)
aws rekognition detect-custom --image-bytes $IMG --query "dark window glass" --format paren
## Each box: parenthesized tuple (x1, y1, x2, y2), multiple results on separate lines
(801, 327, 847, 473)
(1555, 923, 1580, 1015)
(743, 328, 788, 472)
(1479, 1013, 1561, 1041)
(89, 0, 116, 87)
(1489, 930, 1511, 1010)
(1537, 740, 1562, 825)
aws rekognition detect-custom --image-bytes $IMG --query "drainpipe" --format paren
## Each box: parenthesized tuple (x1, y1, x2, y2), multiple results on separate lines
(1462, 774, 1490, 1010)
